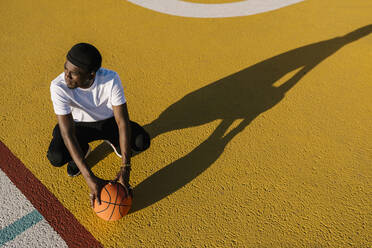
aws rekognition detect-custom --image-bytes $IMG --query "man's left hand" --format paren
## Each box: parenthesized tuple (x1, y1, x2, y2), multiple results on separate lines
(114, 165, 131, 189)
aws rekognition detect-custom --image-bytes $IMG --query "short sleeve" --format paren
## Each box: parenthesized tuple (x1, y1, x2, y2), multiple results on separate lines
(50, 84, 71, 115)
(111, 74, 126, 106)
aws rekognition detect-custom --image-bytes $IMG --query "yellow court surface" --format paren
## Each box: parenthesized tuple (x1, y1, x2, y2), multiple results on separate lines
(0, 0, 371, 247)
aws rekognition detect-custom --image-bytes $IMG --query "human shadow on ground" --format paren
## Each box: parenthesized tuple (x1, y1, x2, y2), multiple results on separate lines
(85, 142, 141, 170)
(85, 142, 112, 169)
(128, 25, 371, 213)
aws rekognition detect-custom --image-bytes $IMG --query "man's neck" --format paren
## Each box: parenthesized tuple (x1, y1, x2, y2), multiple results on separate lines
(80, 79, 94, 89)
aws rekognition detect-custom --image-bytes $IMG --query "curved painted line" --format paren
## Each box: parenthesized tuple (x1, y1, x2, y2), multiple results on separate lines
(0, 141, 103, 248)
(127, 0, 304, 18)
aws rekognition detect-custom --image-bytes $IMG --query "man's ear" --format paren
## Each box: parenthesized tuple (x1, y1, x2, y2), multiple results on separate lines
(89, 71, 96, 80)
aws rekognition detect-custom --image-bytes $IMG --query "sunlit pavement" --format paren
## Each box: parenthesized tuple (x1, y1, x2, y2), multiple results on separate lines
(0, 0, 371, 247)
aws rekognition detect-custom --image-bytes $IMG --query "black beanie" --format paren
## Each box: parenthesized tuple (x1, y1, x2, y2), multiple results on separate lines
(66, 43, 102, 72)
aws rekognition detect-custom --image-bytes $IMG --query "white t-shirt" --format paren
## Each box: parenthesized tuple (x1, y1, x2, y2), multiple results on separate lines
(50, 68, 126, 122)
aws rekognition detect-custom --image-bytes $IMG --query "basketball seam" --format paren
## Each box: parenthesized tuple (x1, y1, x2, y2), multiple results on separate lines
(119, 205, 125, 217)
(108, 183, 120, 221)
(120, 186, 130, 217)
(100, 200, 130, 206)
(119, 186, 131, 217)
(121, 186, 130, 217)
(95, 187, 112, 214)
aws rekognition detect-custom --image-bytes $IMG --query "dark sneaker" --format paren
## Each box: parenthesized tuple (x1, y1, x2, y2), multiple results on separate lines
(67, 146, 91, 177)
(104, 140, 122, 158)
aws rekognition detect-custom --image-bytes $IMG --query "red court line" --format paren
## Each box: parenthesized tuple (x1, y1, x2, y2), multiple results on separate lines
(0, 141, 103, 248)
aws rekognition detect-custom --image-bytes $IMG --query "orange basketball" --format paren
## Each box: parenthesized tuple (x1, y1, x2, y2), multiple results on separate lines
(93, 182, 132, 221)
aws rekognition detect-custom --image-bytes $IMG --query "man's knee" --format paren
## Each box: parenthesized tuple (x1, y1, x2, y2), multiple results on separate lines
(47, 125, 68, 167)
(133, 132, 151, 152)
(46, 149, 67, 167)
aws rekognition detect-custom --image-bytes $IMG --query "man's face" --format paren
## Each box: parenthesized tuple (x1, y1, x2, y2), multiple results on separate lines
(64, 60, 92, 89)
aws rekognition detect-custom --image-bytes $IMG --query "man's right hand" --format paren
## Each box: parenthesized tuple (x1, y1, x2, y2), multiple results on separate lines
(86, 175, 108, 208)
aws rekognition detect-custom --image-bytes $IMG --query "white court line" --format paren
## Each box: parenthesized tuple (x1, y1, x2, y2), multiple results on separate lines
(2, 219, 67, 248)
(0, 169, 67, 247)
(127, 0, 305, 18)
(0, 170, 34, 228)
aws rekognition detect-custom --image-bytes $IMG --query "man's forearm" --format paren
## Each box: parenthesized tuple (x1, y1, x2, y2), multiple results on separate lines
(61, 131, 94, 179)
(118, 123, 132, 165)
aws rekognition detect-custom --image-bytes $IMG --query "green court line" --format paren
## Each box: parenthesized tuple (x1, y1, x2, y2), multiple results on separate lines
(0, 209, 43, 246)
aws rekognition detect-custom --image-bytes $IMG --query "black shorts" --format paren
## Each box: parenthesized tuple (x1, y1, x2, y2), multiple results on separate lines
(46, 117, 150, 167)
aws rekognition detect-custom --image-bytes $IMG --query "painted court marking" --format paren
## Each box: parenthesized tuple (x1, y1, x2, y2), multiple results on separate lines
(0, 141, 103, 248)
(2, 219, 67, 248)
(0, 169, 50, 247)
(127, 0, 304, 18)
(0, 209, 44, 247)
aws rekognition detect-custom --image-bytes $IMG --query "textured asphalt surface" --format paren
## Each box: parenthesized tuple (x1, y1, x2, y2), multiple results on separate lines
(0, 0, 371, 247)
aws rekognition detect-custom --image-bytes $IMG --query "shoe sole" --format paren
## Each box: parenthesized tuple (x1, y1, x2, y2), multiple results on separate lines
(68, 146, 92, 177)
(68, 171, 80, 177)
(104, 140, 122, 158)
